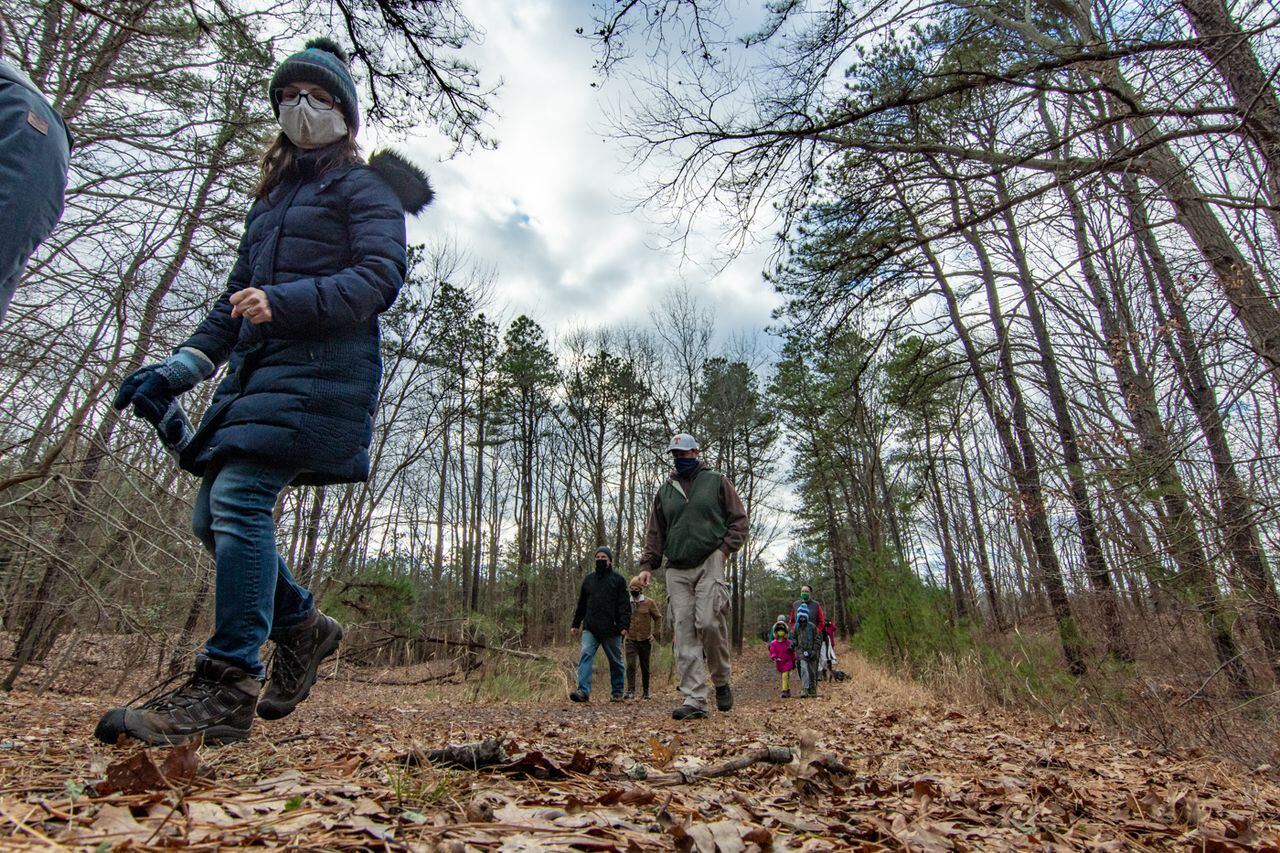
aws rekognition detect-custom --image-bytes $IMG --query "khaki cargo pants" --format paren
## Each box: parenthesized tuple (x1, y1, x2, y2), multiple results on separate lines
(666, 549, 732, 711)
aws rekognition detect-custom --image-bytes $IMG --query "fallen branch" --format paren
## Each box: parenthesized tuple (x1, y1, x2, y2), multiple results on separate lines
(400, 738, 509, 770)
(633, 747, 796, 786)
(607, 747, 862, 786)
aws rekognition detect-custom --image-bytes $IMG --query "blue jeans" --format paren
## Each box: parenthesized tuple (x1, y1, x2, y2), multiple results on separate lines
(192, 459, 315, 678)
(0, 66, 69, 323)
(577, 630, 624, 698)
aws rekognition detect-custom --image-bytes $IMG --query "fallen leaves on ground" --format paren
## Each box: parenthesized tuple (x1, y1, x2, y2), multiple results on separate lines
(91, 737, 203, 796)
(0, 649, 1277, 851)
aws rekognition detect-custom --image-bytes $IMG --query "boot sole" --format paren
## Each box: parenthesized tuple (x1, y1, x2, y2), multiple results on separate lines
(95, 708, 250, 747)
(257, 620, 343, 721)
(671, 709, 708, 720)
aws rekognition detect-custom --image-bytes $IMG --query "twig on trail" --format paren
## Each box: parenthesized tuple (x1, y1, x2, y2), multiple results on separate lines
(401, 738, 510, 770)
(0, 800, 59, 847)
(619, 747, 796, 786)
(810, 753, 861, 775)
(273, 733, 312, 746)
(609, 748, 863, 786)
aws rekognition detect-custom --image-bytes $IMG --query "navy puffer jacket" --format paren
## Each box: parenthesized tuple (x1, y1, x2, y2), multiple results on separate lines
(179, 148, 432, 486)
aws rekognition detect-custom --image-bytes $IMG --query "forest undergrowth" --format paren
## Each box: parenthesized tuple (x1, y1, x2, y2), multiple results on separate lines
(1, 639, 1278, 850)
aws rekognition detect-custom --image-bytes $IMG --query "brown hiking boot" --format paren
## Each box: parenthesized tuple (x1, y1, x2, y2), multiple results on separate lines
(257, 610, 342, 720)
(94, 657, 261, 746)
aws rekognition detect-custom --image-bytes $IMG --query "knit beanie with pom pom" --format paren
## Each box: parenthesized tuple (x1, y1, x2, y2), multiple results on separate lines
(269, 38, 360, 134)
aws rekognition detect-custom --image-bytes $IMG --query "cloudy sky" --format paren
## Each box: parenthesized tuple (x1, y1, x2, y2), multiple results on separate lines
(370, 0, 782, 343)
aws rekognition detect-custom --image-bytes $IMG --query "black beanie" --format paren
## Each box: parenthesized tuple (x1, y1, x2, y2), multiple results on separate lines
(269, 38, 360, 134)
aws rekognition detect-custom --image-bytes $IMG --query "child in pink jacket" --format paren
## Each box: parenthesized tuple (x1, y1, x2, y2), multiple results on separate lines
(768, 621, 796, 698)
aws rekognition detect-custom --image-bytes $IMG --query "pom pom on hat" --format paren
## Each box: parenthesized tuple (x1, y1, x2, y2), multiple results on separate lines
(303, 37, 349, 63)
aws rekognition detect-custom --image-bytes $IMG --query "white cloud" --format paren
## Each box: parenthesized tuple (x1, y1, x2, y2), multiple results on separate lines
(368, 0, 783, 342)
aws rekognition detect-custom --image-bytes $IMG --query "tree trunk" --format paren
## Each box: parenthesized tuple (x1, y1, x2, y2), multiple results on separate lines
(900, 184, 1086, 675)
(992, 168, 1130, 660)
(1177, 0, 1280, 240)
(955, 428, 1006, 631)
(923, 418, 969, 622)
(1123, 175, 1280, 672)
(1060, 178, 1252, 694)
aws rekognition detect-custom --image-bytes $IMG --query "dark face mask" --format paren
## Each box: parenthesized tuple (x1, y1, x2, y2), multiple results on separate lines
(630, 590, 640, 599)
(674, 456, 700, 476)
(595, 558, 610, 573)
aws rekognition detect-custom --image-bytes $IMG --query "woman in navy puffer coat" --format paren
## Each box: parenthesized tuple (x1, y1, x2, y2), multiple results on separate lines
(97, 38, 432, 747)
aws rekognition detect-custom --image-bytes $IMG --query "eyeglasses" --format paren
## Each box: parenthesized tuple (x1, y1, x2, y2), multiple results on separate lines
(275, 88, 339, 110)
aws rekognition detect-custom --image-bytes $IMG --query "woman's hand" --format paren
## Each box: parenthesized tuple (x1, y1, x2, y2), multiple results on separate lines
(230, 287, 273, 324)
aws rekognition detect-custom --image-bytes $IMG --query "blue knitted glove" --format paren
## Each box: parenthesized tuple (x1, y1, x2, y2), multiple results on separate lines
(113, 348, 214, 424)
(155, 399, 196, 458)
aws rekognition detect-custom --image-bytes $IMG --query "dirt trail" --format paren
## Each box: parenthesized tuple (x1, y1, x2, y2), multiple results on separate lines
(0, 648, 1277, 850)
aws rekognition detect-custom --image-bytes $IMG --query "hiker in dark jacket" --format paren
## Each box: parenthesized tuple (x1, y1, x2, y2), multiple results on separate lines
(570, 546, 631, 703)
(0, 30, 71, 323)
(634, 433, 749, 721)
(97, 38, 433, 747)
(793, 604, 822, 698)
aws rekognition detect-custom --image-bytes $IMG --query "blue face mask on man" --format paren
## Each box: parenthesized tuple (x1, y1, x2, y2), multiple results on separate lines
(674, 456, 700, 477)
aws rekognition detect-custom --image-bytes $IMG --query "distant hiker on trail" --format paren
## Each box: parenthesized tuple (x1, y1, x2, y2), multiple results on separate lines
(97, 38, 433, 746)
(624, 577, 661, 700)
(769, 620, 795, 698)
(793, 604, 822, 698)
(790, 585, 825, 634)
(634, 433, 749, 721)
(0, 29, 71, 323)
(570, 546, 631, 703)
(820, 619, 839, 680)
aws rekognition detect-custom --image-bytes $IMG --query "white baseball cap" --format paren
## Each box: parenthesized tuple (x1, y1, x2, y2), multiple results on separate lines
(667, 433, 700, 452)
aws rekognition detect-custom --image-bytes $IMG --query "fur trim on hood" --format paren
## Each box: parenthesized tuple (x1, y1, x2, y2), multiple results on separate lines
(368, 149, 434, 214)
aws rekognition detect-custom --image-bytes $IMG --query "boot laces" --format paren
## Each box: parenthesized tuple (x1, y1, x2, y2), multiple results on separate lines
(267, 628, 309, 689)
(132, 670, 223, 712)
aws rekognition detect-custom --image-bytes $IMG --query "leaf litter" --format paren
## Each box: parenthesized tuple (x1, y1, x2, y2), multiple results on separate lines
(0, 649, 1277, 850)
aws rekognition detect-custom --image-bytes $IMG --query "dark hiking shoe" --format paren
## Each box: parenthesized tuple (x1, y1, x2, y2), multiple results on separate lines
(643, 692, 651, 700)
(623, 691, 635, 700)
(715, 684, 734, 712)
(257, 611, 342, 721)
(94, 657, 261, 746)
(781, 689, 791, 698)
(569, 689, 590, 702)
(611, 694, 624, 702)
(671, 704, 707, 721)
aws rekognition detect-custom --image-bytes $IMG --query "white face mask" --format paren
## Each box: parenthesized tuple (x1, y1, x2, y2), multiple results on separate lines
(278, 100, 347, 149)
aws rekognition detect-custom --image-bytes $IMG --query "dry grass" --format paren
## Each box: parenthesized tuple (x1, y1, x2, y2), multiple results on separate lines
(839, 652, 933, 709)
(909, 613, 1280, 769)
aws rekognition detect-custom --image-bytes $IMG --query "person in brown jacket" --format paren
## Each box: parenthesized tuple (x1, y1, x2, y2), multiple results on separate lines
(624, 578, 662, 699)
(634, 433, 748, 720)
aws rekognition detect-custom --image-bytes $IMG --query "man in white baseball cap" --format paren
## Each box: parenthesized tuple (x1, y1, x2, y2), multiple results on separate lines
(634, 433, 748, 720)
(668, 433, 699, 453)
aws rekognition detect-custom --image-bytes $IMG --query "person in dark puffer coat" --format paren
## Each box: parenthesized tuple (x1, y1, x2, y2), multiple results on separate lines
(95, 38, 433, 747)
